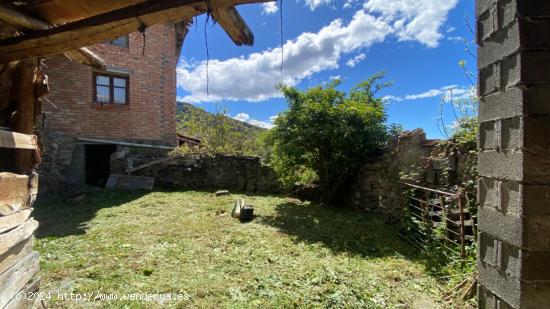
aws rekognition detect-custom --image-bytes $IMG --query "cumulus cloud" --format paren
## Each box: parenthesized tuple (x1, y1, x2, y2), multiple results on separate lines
(304, 0, 332, 10)
(346, 53, 366, 67)
(343, 0, 357, 9)
(177, 1, 458, 103)
(261, 2, 278, 15)
(384, 85, 476, 102)
(363, 0, 459, 47)
(233, 113, 275, 129)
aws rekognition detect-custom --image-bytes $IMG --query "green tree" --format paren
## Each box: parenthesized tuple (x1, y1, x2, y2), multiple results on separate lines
(266, 74, 390, 204)
(176, 105, 266, 157)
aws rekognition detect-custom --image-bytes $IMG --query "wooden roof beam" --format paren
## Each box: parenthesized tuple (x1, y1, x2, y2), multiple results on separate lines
(0, 0, 271, 63)
(212, 6, 254, 46)
(0, 3, 106, 69)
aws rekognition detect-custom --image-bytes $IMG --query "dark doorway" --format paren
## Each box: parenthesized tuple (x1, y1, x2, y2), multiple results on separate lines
(85, 144, 116, 187)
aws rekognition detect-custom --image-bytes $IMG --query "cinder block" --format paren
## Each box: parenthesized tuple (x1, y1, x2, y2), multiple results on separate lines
(516, 0, 550, 17)
(501, 117, 522, 150)
(479, 120, 497, 150)
(478, 19, 520, 69)
(478, 151, 523, 180)
(479, 86, 523, 121)
(522, 184, 550, 216)
(521, 251, 550, 280)
(478, 206, 523, 248)
(524, 215, 550, 251)
(520, 281, 550, 308)
(478, 260, 521, 308)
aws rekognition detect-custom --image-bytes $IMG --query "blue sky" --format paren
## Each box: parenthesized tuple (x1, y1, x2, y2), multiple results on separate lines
(176, 0, 476, 139)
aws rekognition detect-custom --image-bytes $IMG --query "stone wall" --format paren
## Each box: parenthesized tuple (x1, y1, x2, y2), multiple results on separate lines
(342, 129, 473, 219)
(115, 154, 283, 194)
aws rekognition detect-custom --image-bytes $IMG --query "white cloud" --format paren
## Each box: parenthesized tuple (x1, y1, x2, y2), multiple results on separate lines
(233, 113, 275, 129)
(447, 35, 464, 43)
(304, 0, 332, 10)
(262, 2, 279, 15)
(178, 10, 390, 103)
(343, 0, 357, 9)
(384, 85, 476, 102)
(177, 1, 458, 103)
(346, 53, 366, 67)
(363, 0, 459, 47)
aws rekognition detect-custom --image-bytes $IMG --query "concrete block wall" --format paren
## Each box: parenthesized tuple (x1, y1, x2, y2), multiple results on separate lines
(476, 0, 550, 307)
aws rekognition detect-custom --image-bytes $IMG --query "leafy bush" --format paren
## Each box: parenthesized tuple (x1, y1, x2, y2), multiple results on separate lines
(265, 74, 391, 204)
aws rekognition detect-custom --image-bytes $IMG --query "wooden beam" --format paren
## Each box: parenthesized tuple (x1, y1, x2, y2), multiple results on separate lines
(77, 137, 174, 149)
(3, 277, 41, 309)
(0, 3, 106, 69)
(0, 209, 32, 234)
(64, 48, 106, 70)
(212, 6, 254, 46)
(0, 173, 30, 217)
(0, 0, 271, 63)
(14, 58, 37, 173)
(0, 251, 40, 308)
(0, 4, 51, 30)
(0, 237, 32, 277)
(0, 130, 37, 150)
(0, 219, 38, 257)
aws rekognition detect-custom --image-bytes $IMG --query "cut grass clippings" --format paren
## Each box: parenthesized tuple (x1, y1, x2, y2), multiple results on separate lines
(34, 190, 448, 308)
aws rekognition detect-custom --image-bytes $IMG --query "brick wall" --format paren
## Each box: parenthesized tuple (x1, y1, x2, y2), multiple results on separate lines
(40, 23, 179, 190)
(476, 0, 550, 308)
(44, 23, 177, 144)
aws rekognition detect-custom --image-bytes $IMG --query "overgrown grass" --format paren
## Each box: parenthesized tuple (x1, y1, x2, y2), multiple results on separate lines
(34, 190, 452, 308)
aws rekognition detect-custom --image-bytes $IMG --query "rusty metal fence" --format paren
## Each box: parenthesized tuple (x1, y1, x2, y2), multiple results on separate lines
(401, 183, 476, 258)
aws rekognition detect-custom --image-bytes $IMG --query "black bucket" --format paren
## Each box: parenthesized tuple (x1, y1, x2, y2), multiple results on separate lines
(240, 205, 254, 222)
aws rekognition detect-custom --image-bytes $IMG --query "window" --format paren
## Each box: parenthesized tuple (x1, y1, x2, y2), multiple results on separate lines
(108, 35, 129, 48)
(93, 73, 129, 105)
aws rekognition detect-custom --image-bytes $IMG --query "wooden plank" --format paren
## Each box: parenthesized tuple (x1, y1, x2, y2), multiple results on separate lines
(0, 173, 29, 216)
(0, 209, 32, 234)
(0, 0, 270, 63)
(126, 157, 175, 174)
(0, 130, 37, 150)
(0, 4, 106, 70)
(0, 251, 40, 308)
(0, 237, 32, 276)
(4, 277, 41, 309)
(27, 172, 38, 207)
(14, 58, 37, 174)
(0, 219, 38, 257)
(106, 174, 155, 190)
(78, 137, 174, 150)
(212, 6, 254, 46)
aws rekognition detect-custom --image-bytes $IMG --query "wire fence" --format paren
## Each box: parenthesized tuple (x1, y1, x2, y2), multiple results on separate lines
(401, 183, 477, 258)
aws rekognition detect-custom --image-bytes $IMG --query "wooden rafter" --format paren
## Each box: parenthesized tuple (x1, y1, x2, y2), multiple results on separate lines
(0, 3, 106, 69)
(0, 0, 272, 63)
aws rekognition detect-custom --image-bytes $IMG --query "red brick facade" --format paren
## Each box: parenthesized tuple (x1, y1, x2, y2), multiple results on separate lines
(44, 23, 177, 144)
(39, 23, 179, 190)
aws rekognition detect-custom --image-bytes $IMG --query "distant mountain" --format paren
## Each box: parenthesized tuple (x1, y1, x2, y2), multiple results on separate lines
(176, 102, 265, 137)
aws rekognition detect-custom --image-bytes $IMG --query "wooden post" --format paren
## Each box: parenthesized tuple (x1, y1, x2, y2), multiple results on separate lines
(457, 190, 466, 259)
(14, 58, 37, 174)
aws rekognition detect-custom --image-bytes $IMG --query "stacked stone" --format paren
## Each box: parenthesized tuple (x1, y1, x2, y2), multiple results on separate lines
(476, 0, 550, 307)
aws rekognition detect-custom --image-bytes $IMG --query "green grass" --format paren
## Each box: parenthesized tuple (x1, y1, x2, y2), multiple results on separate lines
(34, 190, 447, 308)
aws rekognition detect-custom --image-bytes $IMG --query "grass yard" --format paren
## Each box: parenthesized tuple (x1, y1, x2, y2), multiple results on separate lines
(34, 190, 447, 308)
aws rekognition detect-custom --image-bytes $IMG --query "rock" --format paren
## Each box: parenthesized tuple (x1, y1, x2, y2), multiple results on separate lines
(215, 190, 230, 196)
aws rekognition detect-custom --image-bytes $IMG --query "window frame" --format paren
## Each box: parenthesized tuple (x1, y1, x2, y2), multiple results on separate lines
(92, 72, 130, 105)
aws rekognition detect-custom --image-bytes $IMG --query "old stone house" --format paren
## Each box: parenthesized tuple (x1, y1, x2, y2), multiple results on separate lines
(40, 24, 185, 190)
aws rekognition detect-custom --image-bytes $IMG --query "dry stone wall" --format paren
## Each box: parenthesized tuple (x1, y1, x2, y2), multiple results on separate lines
(123, 154, 283, 194)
